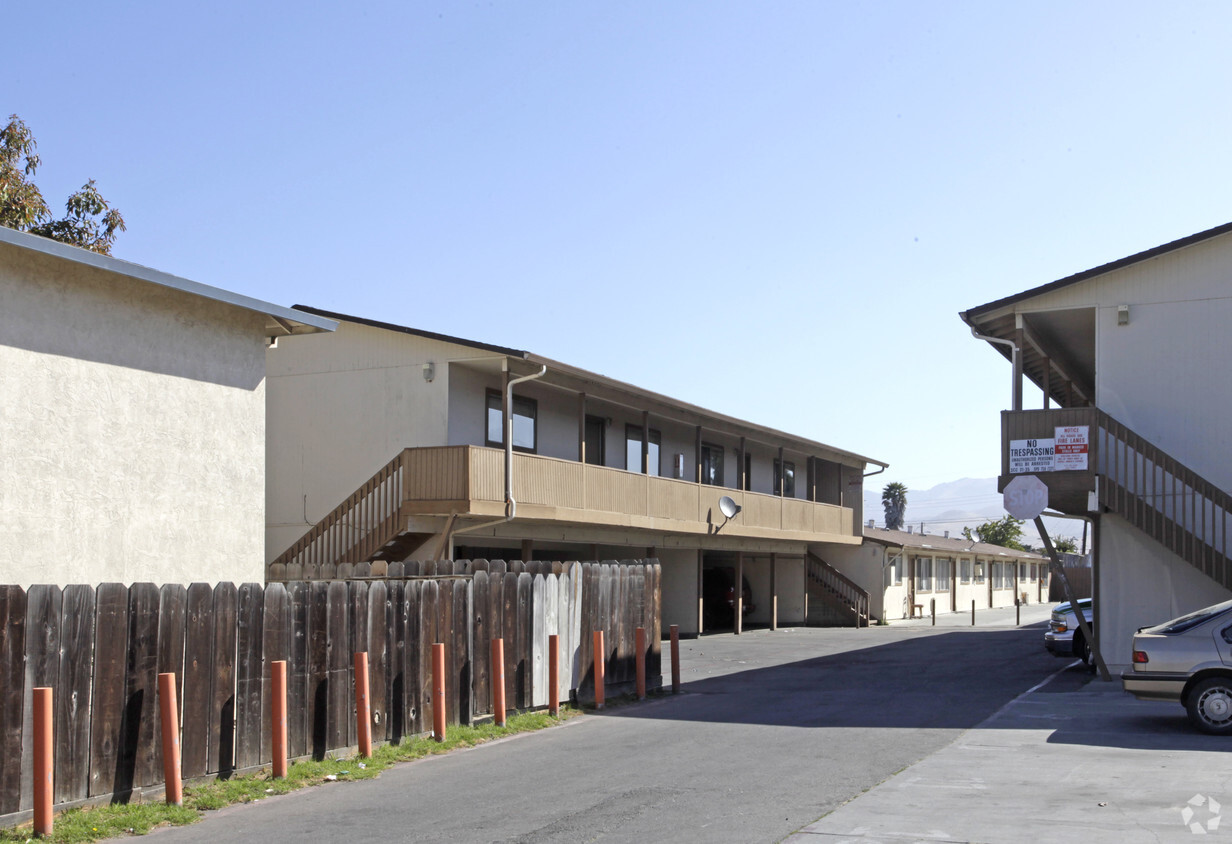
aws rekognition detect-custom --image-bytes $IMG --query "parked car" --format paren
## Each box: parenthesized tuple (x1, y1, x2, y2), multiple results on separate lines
(702, 567, 754, 629)
(1045, 598, 1094, 663)
(1121, 598, 1232, 735)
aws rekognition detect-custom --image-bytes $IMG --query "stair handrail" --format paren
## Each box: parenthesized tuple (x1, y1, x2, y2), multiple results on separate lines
(270, 449, 410, 572)
(807, 551, 870, 624)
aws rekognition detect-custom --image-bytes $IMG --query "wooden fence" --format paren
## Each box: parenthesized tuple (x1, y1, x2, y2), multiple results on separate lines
(0, 559, 661, 824)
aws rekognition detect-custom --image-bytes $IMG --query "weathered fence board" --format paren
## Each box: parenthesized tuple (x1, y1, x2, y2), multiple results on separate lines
(56, 585, 95, 804)
(88, 584, 128, 798)
(235, 583, 265, 771)
(124, 582, 160, 793)
(287, 581, 311, 760)
(0, 586, 26, 815)
(261, 583, 291, 764)
(181, 584, 214, 779)
(208, 583, 238, 777)
(418, 580, 437, 735)
(326, 582, 350, 753)
(366, 582, 388, 743)
(472, 571, 490, 718)
(532, 575, 547, 708)
(20, 584, 60, 812)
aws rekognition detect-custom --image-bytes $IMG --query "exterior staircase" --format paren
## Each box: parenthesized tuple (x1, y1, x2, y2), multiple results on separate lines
(1005, 407, 1232, 592)
(270, 449, 432, 580)
(806, 551, 871, 627)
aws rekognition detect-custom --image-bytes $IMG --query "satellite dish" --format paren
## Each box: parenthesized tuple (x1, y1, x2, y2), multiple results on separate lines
(719, 495, 741, 519)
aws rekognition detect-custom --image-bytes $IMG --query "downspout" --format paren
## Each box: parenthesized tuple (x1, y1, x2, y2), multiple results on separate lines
(436, 363, 548, 556)
(969, 325, 1022, 411)
(505, 365, 547, 519)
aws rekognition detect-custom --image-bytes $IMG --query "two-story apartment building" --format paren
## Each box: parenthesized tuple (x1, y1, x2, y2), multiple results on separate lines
(961, 221, 1232, 668)
(266, 307, 887, 635)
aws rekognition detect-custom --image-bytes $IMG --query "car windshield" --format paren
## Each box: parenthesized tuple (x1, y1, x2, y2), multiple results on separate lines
(1144, 599, 1232, 635)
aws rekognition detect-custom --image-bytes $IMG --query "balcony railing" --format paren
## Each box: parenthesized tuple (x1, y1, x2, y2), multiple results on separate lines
(273, 446, 857, 572)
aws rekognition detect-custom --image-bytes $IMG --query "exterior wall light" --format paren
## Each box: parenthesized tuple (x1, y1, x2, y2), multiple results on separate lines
(1117, 305, 1129, 326)
(423, 362, 435, 382)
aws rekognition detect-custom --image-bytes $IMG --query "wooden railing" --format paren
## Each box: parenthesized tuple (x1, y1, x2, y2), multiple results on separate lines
(1001, 407, 1232, 591)
(806, 551, 870, 627)
(271, 449, 410, 571)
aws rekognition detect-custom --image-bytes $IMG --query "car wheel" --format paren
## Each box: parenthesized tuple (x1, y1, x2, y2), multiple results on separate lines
(1186, 677, 1232, 735)
(1073, 632, 1090, 665)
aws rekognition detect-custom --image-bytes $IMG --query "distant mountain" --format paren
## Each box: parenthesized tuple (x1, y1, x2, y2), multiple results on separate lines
(863, 478, 1089, 552)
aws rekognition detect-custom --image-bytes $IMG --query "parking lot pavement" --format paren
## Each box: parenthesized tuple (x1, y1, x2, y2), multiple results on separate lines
(788, 663, 1230, 843)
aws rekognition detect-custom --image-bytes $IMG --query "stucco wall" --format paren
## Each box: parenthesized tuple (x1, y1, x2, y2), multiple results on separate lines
(0, 242, 267, 586)
(658, 548, 699, 636)
(1097, 514, 1232, 669)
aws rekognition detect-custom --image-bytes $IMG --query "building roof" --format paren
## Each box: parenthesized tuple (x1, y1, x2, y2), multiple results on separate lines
(862, 526, 1048, 561)
(0, 226, 337, 339)
(960, 219, 1232, 321)
(295, 304, 889, 470)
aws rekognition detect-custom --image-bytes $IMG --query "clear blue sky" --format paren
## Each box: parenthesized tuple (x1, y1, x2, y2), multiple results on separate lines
(8, 2, 1232, 492)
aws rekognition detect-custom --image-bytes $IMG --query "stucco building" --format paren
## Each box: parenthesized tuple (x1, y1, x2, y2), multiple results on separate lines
(961, 221, 1232, 668)
(266, 307, 887, 635)
(0, 227, 335, 586)
(818, 525, 1049, 623)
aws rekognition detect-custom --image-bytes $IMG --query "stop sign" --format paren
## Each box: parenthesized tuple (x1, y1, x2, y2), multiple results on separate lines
(1004, 475, 1048, 520)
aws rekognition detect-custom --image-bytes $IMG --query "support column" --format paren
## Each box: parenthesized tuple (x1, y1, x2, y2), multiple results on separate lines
(1012, 323, 1025, 411)
(738, 436, 746, 490)
(577, 393, 587, 462)
(642, 410, 650, 474)
(521, 539, 533, 562)
(696, 549, 704, 634)
(770, 553, 777, 631)
(735, 552, 744, 635)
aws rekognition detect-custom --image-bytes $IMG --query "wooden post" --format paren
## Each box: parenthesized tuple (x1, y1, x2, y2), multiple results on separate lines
(696, 550, 704, 635)
(593, 630, 605, 709)
(635, 627, 646, 700)
(548, 634, 560, 715)
(1016, 597, 1021, 627)
(432, 643, 446, 741)
(521, 539, 533, 563)
(770, 553, 777, 631)
(353, 652, 372, 758)
(735, 552, 743, 635)
(930, 599, 935, 626)
(670, 625, 681, 694)
(33, 686, 53, 836)
(492, 638, 506, 726)
(158, 673, 182, 805)
(271, 660, 288, 778)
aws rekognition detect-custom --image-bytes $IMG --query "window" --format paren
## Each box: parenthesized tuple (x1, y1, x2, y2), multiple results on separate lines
(773, 459, 796, 497)
(915, 557, 933, 592)
(936, 559, 951, 591)
(890, 558, 902, 586)
(625, 425, 661, 475)
(486, 390, 537, 453)
(701, 443, 724, 486)
(974, 561, 985, 583)
(584, 415, 605, 466)
(960, 560, 972, 584)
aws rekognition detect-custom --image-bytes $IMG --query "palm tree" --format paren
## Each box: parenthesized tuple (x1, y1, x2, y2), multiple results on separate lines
(882, 482, 907, 531)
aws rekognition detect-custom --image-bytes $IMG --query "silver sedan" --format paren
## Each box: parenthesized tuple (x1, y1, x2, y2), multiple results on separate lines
(1122, 598, 1232, 735)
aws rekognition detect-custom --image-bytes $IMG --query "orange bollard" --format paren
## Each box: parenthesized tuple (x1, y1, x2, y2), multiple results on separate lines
(271, 660, 288, 778)
(157, 674, 182, 806)
(491, 638, 506, 727)
(548, 634, 560, 715)
(593, 630, 605, 709)
(670, 625, 681, 694)
(635, 627, 646, 700)
(33, 687, 52, 836)
(432, 643, 446, 742)
(354, 652, 372, 758)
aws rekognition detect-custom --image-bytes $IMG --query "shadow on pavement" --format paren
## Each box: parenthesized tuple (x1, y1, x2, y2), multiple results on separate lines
(593, 626, 1061, 731)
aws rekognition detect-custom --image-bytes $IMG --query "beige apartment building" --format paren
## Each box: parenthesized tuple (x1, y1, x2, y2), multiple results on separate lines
(818, 526, 1049, 623)
(962, 221, 1232, 668)
(266, 307, 887, 635)
(0, 226, 334, 587)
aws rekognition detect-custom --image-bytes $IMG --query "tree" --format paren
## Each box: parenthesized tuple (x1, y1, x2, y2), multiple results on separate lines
(1053, 535, 1079, 554)
(963, 515, 1026, 550)
(1, 114, 125, 255)
(881, 482, 907, 531)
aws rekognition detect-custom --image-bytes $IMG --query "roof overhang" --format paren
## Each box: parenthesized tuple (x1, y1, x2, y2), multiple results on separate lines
(1, 226, 337, 340)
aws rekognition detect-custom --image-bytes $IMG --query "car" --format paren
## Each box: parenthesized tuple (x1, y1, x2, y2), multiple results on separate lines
(702, 566, 755, 629)
(1045, 598, 1094, 663)
(1121, 598, 1232, 735)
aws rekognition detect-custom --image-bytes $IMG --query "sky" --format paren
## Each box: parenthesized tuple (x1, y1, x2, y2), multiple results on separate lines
(7, 2, 1232, 500)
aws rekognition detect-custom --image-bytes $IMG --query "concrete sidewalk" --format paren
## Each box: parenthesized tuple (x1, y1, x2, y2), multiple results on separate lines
(788, 663, 1229, 843)
(882, 602, 1052, 629)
